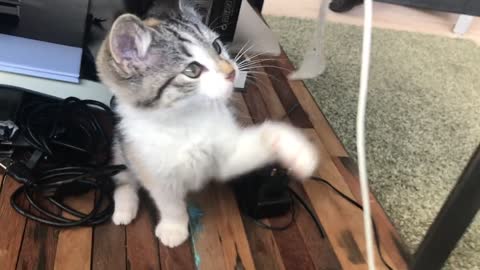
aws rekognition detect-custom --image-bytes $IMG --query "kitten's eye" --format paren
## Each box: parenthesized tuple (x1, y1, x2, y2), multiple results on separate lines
(213, 38, 222, 54)
(182, 62, 204, 78)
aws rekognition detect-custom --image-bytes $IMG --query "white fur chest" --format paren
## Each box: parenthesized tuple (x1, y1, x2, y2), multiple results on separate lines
(116, 101, 238, 189)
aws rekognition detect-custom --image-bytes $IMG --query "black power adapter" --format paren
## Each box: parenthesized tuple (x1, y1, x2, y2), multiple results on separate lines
(232, 164, 292, 219)
(0, 0, 20, 25)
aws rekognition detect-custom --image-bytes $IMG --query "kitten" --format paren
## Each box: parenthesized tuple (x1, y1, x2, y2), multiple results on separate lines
(96, 1, 319, 248)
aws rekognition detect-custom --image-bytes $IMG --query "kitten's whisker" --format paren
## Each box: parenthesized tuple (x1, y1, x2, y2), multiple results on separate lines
(240, 65, 293, 72)
(235, 43, 255, 63)
(238, 58, 283, 69)
(238, 58, 282, 69)
(235, 44, 255, 64)
(234, 40, 251, 62)
(234, 44, 246, 62)
(244, 51, 269, 61)
(236, 52, 270, 67)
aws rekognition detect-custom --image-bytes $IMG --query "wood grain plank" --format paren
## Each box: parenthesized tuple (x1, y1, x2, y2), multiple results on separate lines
(189, 186, 227, 270)
(249, 69, 287, 121)
(16, 197, 60, 270)
(232, 92, 254, 126)
(302, 129, 390, 270)
(54, 192, 94, 270)
(246, 65, 343, 270)
(334, 157, 411, 269)
(92, 221, 126, 270)
(189, 184, 256, 270)
(0, 178, 27, 270)
(289, 182, 343, 270)
(214, 184, 256, 270)
(261, 67, 313, 128)
(271, 52, 348, 157)
(0, 173, 5, 194)
(269, 215, 316, 270)
(156, 191, 196, 270)
(159, 240, 195, 270)
(264, 50, 408, 268)
(242, 83, 270, 124)
(232, 93, 287, 270)
(192, 181, 255, 269)
(241, 73, 320, 270)
(242, 217, 286, 270)
(126, 191, 162, 270)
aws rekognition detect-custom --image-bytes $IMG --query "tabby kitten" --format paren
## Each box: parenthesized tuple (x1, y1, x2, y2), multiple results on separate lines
(96, 2, 318, 248)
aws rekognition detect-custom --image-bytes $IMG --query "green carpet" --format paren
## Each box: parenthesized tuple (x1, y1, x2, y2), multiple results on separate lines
(265, 16, 480, 269)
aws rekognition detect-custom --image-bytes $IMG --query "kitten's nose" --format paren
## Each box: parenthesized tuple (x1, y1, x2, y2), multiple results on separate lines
(226, 70, 236, 82)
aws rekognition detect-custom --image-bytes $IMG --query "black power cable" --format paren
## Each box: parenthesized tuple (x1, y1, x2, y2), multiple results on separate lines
(239, 100, 394, 268)
(311, 176, 393, 270)
(8, 164, 125, 227)
(17, 97, 112, 165)
(0, 95, 125, 227)
(279, 101, 393, 269)
(250, 176, 392, 269)
(287, 186, 326, 238)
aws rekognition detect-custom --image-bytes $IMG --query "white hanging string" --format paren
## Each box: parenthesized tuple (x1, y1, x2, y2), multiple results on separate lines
(357, 0, 376, 269)
(286, 0, 376, 267)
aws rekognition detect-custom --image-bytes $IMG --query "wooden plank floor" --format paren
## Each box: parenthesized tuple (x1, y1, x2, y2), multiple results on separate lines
(0, 52, 410, 270)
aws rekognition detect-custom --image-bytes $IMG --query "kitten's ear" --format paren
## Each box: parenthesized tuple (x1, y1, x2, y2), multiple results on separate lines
(109, 14, 152, 74)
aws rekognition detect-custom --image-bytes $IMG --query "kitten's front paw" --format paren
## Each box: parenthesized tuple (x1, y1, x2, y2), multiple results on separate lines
(262, 122, 319, 180)
(156, 221, 189, 248)
(112, 186, 139, 225)
(112, 203, 138, 225)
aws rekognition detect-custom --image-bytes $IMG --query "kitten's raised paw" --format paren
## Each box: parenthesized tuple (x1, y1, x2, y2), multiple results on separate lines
(156, 221, 189, 248)
(262, 122, 319, 180)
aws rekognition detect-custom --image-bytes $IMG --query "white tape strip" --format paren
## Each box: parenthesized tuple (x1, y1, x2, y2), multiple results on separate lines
(288, 0, 330, 80)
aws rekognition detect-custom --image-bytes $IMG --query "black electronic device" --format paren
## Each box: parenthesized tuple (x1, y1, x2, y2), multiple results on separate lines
(233, 164, 292, 219)
(206, 0, 243, 42)
(123, 0, 243, 42)
(0, 86, 24, 158)
(0, 0, 20, 25)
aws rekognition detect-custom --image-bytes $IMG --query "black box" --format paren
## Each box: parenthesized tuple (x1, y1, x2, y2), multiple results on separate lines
(195, 0, 243, 42)
(232, 164, 292, 219)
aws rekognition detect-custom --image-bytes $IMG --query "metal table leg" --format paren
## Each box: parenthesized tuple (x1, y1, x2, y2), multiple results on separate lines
(412, 145, 480, 270)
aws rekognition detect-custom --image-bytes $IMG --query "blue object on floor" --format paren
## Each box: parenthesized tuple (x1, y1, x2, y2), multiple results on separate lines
(187, 203, 204, 269)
